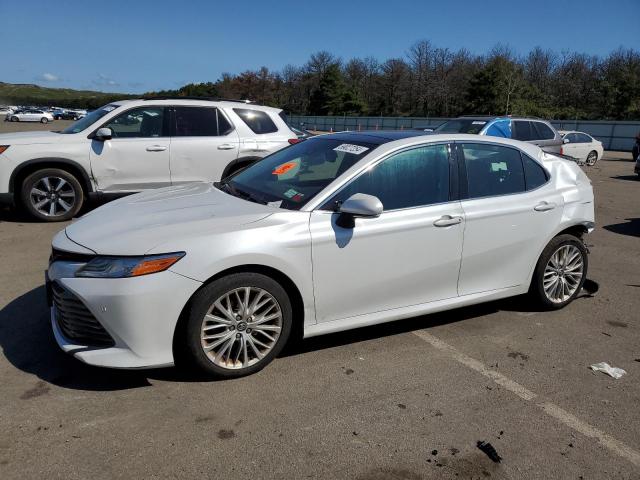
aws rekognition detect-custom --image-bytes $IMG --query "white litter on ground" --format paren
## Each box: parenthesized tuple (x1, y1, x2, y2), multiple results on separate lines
(590, 362, 627, 379)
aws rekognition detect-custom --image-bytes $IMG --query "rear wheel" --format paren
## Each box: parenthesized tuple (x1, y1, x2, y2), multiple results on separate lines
(11, 116, 18, 122)
(585, 150, 598, 166)
(176, 272, 292, 378)
(531, 234, 588, 309)
(20, 168, 84, 221)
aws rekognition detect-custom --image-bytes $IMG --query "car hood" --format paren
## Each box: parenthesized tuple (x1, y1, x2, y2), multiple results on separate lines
(64, 183, 276, 255)
(0, 130, 61, 145)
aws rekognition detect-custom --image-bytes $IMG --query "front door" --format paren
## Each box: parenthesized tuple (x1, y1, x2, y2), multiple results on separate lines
(310, 143, 464, 323)
(90, 106, 171, 192)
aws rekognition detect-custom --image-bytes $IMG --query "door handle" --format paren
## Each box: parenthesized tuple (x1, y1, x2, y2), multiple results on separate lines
(534, 201, 556, 212)
(218, 144, 236, 150)
(433, 215, 463, 227)
(146, 145, 167, 152)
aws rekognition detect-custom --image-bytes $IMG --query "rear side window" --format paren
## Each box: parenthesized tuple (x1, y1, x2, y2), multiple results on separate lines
(174, 107, 218, 136)
(522, 155, 549, 190)
(513, 121, 535, 141)
(575, 133, 592, 143)
(234, 108, 278, 134)
(532, 122, 555, 140)
(462, 143, 525, 198)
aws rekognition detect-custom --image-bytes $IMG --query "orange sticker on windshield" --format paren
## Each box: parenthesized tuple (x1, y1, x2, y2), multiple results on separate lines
(272, 162, 297, 175)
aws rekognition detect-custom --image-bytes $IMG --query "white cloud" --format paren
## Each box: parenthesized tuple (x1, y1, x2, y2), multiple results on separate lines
(41, 73, 59, 82)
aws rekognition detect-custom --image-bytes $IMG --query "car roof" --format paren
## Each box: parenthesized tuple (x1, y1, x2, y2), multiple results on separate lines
(108, 98, 282, 112)
(313, 130, 428, 145)
(448, 116, 550, 122)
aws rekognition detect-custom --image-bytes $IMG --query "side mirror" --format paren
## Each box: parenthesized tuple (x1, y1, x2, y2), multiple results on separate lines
(563, 137, 570, 144)
(336, 193, 383, 228)
(94, 127, 112, 141)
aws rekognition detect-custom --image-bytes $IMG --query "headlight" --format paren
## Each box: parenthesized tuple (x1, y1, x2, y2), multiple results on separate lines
(75, 252, 185, 278)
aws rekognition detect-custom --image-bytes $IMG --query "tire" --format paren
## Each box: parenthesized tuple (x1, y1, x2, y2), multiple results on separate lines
(11, 116, 18, 122)
(20, 168, 84, 222)
(176, 272, 293, 378)
(530, 234, 588, 310)
(585, 150, 598, 166)
(40, 117, 48, 124)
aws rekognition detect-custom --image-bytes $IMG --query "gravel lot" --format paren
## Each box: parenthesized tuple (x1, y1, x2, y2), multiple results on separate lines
(0, 120, 639, 479)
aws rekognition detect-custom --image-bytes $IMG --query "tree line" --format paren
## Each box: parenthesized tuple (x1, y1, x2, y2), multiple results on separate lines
(147, 41, 640, 120)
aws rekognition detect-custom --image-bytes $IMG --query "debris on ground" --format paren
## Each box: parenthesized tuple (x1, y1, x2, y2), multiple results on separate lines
(590, 362, 627, 379)
(477, 441, 502, 463)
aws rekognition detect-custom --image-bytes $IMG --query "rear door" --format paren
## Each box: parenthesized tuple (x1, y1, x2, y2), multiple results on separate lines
(457, 142, 563, 295)
(169, 106, 240, 184)
(89, 105, 171, 191)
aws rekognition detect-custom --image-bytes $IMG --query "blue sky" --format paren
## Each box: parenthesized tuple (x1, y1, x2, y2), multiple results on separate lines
(1, 0, 638, 93)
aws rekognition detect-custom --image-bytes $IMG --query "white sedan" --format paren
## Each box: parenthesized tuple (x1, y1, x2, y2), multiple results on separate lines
(560, 131, 604, 166)
(8, 109, 55, 123)
(47, 132, 594, 378)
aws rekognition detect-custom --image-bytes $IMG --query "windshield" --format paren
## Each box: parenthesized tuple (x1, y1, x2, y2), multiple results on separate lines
(59, 104, 120, 134)
(221, 137, 378, 210)
(435, 119, 488, 134)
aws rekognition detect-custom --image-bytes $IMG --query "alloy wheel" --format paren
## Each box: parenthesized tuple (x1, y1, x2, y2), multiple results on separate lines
(29, 176, 77, 217)
(586, 151, 597, 166)
(200, 287, 283, 369)
(543, 245, 584, 303)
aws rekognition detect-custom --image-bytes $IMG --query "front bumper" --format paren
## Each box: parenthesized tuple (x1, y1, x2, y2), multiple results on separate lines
(47, 264, 202, 369)
(635, 161, 640, 174)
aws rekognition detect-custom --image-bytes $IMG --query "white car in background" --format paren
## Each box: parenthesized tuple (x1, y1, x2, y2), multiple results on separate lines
(0, 98, 297, 221)
(560, 131, 604, 166)
(46, 131, 594, 378)
(7, 109, 54, 123)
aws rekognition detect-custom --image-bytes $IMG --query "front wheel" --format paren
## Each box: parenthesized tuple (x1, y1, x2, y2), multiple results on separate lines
(530, 234, 588, 309)
(176, 272, 293, 378)
(20, 168, 84, 221)
(585, 151, 598, 166)
(11, 116, 19, 122)
(40, 117, 49, 124)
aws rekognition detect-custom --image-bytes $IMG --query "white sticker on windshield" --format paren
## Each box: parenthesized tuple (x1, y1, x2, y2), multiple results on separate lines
(472, 121, 487, 125)
(267, 200, 283, 208)
(333, 144, 369, 155)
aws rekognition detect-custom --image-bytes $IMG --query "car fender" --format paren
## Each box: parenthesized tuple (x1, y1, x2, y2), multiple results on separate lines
(8, 157, 95, 194)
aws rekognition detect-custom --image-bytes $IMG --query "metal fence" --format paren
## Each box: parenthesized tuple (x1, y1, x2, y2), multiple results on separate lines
(288, 115, 640, 151)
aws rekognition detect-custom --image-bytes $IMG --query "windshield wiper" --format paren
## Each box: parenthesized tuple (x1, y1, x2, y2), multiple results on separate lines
(215, 181, 267, 205)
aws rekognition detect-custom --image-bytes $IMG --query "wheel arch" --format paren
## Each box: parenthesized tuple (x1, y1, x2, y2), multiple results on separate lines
(172, 263, 306, 353)
(10, 158, 93, 199)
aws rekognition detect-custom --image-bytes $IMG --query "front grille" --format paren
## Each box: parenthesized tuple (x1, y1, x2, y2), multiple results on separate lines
(50, 248, 96, 264)
(52, 282, 115, 348)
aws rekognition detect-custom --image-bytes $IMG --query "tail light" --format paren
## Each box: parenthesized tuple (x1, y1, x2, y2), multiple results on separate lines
(0, 145, 9, 155)
(560, 146, 563, 155)
(288, 138, 301, 145)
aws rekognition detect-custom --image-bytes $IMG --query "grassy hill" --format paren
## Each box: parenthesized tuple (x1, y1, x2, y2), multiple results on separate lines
(0, 82, 137, 109)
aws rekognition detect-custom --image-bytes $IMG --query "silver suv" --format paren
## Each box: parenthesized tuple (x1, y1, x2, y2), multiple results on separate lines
(434, 116, 563, 153)
(0, 98, 297, 221)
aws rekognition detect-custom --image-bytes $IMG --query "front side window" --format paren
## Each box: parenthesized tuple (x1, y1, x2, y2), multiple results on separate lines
(325, 144, 450, 211)
(174, 107, 232, 136)
(564, 133, 578, 144)
(233, 108, 278, 134)
(103, 107, 167, 138)
(462, 143, 525, 198)
(226, 137, 378, 210)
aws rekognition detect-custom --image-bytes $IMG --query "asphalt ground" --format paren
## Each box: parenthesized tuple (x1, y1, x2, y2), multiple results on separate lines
(0, 120, 639, 479)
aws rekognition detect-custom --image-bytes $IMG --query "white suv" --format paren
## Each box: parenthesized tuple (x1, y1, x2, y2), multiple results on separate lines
(0, 98, 297, 221)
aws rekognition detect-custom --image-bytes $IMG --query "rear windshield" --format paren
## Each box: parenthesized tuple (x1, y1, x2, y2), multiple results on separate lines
(435, 119, 487, 134)
(60, 104, 120, 134)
